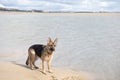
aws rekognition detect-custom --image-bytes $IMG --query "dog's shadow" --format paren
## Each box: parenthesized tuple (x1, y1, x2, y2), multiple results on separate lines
(10, 61, 46, 74)
(10, 61, 30, 69)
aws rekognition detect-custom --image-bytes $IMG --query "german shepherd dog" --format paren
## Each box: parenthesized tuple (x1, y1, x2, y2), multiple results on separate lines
(26, 37, 58, 74)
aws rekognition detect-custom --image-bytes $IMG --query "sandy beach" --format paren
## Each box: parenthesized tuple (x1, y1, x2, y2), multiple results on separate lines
(0, 62, 97, 80)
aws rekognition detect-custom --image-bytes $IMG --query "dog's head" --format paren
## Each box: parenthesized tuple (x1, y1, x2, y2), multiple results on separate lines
(46, 37, 58, 54)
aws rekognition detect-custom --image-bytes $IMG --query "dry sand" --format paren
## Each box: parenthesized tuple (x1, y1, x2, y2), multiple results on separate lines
(0, 62, 97, 80)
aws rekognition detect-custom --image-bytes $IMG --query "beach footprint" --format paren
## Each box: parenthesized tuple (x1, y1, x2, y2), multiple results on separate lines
(51, 75, 58, 80)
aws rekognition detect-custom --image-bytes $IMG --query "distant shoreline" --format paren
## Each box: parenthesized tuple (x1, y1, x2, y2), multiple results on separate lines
(0, 11, 120, 16)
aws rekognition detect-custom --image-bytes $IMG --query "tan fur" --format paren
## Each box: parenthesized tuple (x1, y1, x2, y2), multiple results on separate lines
(26, 37, 58, 74)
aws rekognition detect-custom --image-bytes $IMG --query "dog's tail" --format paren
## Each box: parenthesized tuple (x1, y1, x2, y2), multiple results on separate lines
(26, 56, 29, 65)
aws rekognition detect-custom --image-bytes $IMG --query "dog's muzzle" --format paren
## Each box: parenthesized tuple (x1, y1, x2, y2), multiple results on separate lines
(50, 48, 55, 51)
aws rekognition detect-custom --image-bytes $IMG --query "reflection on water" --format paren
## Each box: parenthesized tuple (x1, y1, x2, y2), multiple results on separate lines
(0, 13, 120, 80)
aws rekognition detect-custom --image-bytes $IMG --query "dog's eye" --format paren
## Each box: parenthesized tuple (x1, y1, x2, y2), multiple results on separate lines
(49, 45, 52, 48)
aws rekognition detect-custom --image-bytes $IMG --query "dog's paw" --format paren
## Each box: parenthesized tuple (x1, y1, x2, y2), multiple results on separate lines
(48, 70, 53, 73)
(30, 67, 34, 70)
(42, 71, 47, 75)
(34, 67, 39, 69)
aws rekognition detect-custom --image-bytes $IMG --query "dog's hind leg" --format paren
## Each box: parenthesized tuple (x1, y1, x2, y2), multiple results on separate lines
(33, 55, 39, 69)
(29, 49, 36, 70)
(29, 56, 34, 70)
(33, 63, 39, 69)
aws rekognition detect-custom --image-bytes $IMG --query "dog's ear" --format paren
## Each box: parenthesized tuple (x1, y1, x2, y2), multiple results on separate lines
(54, 38, 58, 46)
(48, 37, 52, 44)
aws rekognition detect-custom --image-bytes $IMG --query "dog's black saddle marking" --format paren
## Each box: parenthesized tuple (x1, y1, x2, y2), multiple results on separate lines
(29, 44, 46, 58)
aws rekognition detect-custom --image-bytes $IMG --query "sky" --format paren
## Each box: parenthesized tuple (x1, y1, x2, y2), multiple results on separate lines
(0, 0, 120, 12)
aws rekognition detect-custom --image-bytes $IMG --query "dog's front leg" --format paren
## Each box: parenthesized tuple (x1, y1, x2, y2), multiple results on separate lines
(47, 61, 52, 73)
(42, 60, 46, 74)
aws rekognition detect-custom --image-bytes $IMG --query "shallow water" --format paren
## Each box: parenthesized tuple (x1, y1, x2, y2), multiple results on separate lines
(0, 13, 120, 80)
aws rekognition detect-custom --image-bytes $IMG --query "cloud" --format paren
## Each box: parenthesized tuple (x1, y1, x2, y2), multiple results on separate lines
(54, 0, 117, 11)
(0, 4, 5, 7)
(78, 0, 116, 11)
(0, 0, 119, 12)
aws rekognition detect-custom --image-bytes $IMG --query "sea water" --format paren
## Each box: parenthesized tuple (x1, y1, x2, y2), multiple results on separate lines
(0, 13, 120, 80)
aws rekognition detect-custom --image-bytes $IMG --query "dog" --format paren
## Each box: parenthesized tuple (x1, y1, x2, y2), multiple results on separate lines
(26, 37, 58, 74)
